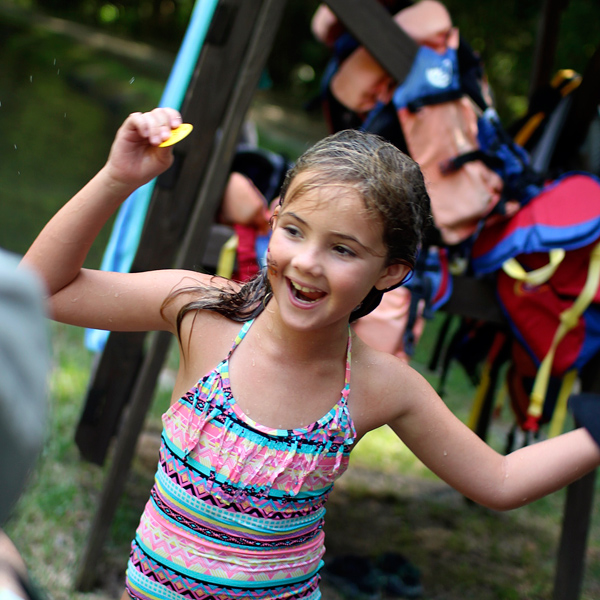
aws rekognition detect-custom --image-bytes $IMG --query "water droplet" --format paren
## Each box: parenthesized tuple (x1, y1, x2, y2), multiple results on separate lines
(14, 144, 17, 150)
(53, 58, 56, 65)
(64, 113, 67, 118)
(129, 77, 135, 85)
(30, 75, 32, 83)
(443, 450, 448, 456)
(17, 171, 20, 175)
(57, 68, 60, 75)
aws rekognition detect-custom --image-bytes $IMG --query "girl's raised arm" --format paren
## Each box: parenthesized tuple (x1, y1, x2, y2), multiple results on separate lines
(387, 366, 600, 511)
(21, 108, 203, 333)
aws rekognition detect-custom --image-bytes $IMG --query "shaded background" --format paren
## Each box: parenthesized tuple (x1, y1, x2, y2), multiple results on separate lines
(2, 2, 600, 599)
(2, 0, 600, 261)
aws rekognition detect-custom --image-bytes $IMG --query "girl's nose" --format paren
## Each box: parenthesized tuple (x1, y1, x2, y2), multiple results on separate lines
(291, 245, 324, 277)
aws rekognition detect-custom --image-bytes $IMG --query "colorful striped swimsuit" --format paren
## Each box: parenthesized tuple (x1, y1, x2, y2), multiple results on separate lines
(125, 319, 356, 600)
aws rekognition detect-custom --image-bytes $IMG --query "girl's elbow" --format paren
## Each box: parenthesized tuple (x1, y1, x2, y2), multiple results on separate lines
(467, 482, 531, 511)
(483, 497, 526, 512)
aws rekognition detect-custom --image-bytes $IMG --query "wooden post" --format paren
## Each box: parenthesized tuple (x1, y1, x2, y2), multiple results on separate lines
(75, 0, 285, 466)
(552, 353, 600, 599)
(553, 470, 597, 600)
(74, 0, 288, 588)
(325, 0, 417, 84)
(529, 0, 570, 97)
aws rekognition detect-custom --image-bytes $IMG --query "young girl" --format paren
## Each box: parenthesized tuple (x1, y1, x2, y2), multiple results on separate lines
(22, 108, 600, 600)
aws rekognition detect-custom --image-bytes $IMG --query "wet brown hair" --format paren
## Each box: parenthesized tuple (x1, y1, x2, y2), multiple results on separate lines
(163, 129, 432, 333)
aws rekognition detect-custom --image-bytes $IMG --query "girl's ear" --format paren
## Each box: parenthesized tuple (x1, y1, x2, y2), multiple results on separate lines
(270, 205, 280, 229)
(374, 263, 410, 291)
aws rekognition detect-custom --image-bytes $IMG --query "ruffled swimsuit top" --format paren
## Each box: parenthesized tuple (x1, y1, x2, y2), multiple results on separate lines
(126, 318, 357, 600)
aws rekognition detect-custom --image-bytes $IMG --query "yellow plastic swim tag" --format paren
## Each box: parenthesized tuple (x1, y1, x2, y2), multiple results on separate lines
(158, 123, 194, 147)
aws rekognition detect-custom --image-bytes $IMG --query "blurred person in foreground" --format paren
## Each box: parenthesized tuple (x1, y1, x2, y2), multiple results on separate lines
(0, 249, 49, 600)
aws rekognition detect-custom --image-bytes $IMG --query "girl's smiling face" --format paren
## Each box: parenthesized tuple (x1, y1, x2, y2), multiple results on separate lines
(267, 175, 408, 331)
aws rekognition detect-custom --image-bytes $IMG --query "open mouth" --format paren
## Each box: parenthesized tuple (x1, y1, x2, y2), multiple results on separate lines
(289, 279, 326, 303)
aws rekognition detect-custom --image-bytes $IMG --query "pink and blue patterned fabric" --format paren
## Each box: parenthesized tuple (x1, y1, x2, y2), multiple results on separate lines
(125, 319, 356, 600)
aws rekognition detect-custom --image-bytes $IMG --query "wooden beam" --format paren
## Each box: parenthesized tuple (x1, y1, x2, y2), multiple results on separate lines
(553, 470, 596, 600)
(74, 0, 288, 588)
(529, 0, 570, 96)
(75, 0, 278, 465)
(324, 0, 418, 84)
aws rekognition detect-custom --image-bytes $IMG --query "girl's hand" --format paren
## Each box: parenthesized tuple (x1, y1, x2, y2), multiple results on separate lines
(104, 108, 183, 191)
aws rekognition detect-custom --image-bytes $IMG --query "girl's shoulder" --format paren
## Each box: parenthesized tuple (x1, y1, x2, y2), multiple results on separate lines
(349, 333, 432, 435)
(170, 309, 244, 401)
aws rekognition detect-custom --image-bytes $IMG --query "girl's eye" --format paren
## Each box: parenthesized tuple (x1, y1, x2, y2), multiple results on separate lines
(282, 225, 301, 237)
(333, 245, 356, 258)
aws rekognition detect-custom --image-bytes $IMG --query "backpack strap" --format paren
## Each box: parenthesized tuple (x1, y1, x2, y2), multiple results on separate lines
(439, 149, 505, 175)
(513, 69, 582, 148)
(216, 233, 239, 279)
(547, 368, 578, 438)
(524, 240, 600, 431)
(502, 248, 565, 286)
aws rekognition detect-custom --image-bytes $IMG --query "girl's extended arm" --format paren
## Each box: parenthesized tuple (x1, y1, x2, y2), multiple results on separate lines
(388, 366, 600, 511)
(21, 108, 202, 332)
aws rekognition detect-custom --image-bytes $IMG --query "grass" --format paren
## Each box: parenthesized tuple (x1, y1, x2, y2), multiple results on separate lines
(5, 315, 600, 600)
(0, 19, 167, 263)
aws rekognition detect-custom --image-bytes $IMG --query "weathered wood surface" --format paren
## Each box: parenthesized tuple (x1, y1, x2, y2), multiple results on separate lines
(75, 0, 282, 466)
(325, 0, 417, 83)
(74, 0, 288, 589)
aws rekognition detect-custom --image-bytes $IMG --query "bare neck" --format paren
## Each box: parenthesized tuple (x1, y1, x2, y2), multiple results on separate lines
(253, 299, 350, 366)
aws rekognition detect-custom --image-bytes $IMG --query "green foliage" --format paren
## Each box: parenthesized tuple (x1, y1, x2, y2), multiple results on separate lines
(442, 0, 600, 122)
(0, 19, 166, 261)
(4, 0, 600, 122)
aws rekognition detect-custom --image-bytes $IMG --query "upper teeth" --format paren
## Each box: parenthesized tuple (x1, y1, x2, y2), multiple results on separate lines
(292, 281, 319, 293)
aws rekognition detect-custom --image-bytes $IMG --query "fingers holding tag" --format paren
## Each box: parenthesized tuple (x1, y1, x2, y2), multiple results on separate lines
(158, 123, 194, 147)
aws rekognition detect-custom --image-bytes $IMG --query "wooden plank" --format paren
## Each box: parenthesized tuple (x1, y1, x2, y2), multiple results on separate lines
(75, 331, 145, 463)
(553, 470, 596, 600)
(73, 0, 288, 589)
(74, 329, 172, 591)
(176, 0, 288, 269)
(551, 42, 600, 171)
(323, 0, 418, 84)
(529, 0, 570, 97)
(75, 0, 272, 465)
(552, 353, 600, 599)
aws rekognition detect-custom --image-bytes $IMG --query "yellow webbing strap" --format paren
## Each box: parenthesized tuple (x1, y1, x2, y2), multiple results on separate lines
(547, 369, 577, 438)
(467, 359, 492, 431)
(527, 241, 600, 420)
(216, 234, 239, 279)
(502, 248, 565, 286)
(513, 113, 545, 147)
(513, 69, 581, 147)
(550, 69, 582, 97)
